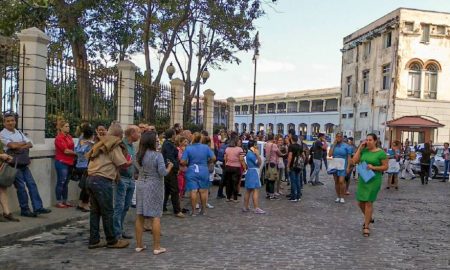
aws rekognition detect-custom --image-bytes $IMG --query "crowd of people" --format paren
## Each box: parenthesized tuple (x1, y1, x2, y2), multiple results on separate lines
(1, 110, 449, 252)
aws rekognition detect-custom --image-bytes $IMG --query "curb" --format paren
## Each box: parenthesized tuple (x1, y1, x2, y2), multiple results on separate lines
(0, 213, 89, 247)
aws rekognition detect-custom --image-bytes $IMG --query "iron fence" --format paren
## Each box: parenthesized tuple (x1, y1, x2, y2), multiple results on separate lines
(46, 56, 119, 138)
(0, 36, 21, 115)
(134, 74, 174, 132)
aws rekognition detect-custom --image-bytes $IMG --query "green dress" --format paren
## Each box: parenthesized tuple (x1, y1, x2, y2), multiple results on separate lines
(356, 148, 387, 202)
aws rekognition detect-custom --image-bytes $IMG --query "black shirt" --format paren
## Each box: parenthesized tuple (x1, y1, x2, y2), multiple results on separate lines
(312, 140, 323, 160)
(288, 143, 303, 168)
(161, 139, 179, 170)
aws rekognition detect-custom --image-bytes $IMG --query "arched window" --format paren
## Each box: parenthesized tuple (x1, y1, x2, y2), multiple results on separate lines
(298, 123, 307, 136)
(325, 123, 334, 134)
(407, 62, 422, 98)
(287, 123, 295, 133)
(267, 123, 274, 134)
(277, 123, 284, 135)
(242, 123, 247, 132)
(258, 123, 265, 131)
(425, 63, 438, 99)
(311, 123, 320, 135)
(234, 123, 239, 132)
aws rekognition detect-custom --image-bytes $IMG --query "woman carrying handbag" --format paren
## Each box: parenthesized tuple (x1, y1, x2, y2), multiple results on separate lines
(0, 141, 19, 222)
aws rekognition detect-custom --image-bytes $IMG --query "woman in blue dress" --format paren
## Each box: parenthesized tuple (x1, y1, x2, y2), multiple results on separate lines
(243, 140, 265, 214)
(328, 132, 353, 204)
(181, 132, 215, 216)
(386, 140, 401, 190)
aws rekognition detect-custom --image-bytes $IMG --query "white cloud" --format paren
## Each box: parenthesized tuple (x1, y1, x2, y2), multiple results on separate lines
(257, 58, 296, 73)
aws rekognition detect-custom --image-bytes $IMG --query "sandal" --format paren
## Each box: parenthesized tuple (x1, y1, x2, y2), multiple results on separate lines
(135, 246, 147, 252)
(363, 226, 370, 237)
(153, 247, 167, 255)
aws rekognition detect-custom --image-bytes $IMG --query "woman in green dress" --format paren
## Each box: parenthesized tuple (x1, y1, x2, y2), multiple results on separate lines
(352, 133, 388, 237)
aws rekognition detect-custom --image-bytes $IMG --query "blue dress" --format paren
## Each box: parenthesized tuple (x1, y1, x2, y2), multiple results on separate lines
(181, 143, 215, 191)
(331, 143, 353, 177)
(245, 150, 261, 189)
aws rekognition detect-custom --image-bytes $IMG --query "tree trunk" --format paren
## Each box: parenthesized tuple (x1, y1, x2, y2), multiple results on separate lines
(71, 41, 90, 120)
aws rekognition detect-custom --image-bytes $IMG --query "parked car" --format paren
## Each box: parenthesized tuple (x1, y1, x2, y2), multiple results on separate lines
(411, 145, 445, 178)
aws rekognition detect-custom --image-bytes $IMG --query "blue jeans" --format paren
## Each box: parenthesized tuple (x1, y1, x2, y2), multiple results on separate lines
(444, 160, 450, 179)
(289, 170, 302, 200)
(113, 177, 135, 237)
(14, 166, 43, 213)
(55, 160, 70, 203)
(311, 159, 322, 183)
(87, 176, 116, 245)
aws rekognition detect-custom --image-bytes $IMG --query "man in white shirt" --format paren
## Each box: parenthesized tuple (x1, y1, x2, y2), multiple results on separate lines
(0, 112, 51, 217)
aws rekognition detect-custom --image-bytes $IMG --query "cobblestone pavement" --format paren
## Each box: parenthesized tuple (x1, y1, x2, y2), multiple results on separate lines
(1, 170, 449, 270)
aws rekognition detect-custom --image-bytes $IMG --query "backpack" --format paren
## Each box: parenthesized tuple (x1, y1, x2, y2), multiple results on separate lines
(217, 143, 228, 162)
(292, 144, 304, 171)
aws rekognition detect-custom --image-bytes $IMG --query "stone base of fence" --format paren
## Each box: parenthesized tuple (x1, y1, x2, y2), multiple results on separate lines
(5, 140, 80, 213)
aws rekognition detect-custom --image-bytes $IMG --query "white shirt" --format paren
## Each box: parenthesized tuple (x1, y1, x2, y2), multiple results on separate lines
(0, 128, 32, 151)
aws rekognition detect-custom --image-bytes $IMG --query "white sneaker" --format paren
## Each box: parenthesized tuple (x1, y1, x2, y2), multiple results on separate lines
(335, 198, 340, 203)
(339, 198, 345, 203)
(206, 203, 214, 209)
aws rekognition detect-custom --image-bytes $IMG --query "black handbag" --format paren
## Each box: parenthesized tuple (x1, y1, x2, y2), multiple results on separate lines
(6, 131, 31, 167)
(0, 161, 18, 187)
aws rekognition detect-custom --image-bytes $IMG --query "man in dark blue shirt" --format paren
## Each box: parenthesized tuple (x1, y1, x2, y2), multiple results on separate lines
(161, 129, 183, 217)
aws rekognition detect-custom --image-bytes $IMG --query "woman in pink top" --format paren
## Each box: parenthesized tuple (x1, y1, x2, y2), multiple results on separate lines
(224, 135, 246, 202)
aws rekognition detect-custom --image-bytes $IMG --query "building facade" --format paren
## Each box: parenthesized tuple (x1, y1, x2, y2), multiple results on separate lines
(233, 87, 340, 140)
(340, 8, 450, 145)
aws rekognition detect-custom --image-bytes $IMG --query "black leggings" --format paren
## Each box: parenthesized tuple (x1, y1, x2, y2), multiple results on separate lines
(420, 164, 429, 184)
(224, 166, 241, 200)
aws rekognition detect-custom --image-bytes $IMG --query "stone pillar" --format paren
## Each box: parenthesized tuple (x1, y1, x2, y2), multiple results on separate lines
(226, 97, 236, 131)
(16, 27, 50, 144)
(170, 78, 185, 127)
(117, 60, 137, 129)
(322, 99, 326, 112)
(203, 89, 215, 135)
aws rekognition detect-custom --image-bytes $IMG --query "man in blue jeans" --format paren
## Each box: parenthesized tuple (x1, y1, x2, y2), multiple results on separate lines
(311, 133, 326, 185)
(86, 123, 131, 249)
(287, 135, 305, 202)
(113, 125, 140, 239)
(0, 112, 51, 217)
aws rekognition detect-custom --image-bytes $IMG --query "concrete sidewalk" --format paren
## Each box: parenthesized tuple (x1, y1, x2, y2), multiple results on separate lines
(0, 206, 89, 247)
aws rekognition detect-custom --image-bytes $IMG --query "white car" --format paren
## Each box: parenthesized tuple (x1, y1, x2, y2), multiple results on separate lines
(411, 145, 445, 178)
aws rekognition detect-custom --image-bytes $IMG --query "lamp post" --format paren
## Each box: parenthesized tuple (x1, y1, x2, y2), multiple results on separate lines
(196, 68, 210, 125)
(166, 62, 175, 79)
(251, 31, 260, 133)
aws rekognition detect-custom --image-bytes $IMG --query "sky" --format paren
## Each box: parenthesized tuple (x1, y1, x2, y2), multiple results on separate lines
(132, 0, 450, 100)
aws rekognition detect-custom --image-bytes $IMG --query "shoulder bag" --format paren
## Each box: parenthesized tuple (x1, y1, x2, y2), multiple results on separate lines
(0, 160, 18, 187)
(6, 131, 31, 167)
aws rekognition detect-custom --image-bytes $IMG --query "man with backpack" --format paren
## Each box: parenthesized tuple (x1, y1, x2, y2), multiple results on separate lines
(216, 138, 229, 199)
(287, 135, 305, 202)
(310, 133, 327, 186)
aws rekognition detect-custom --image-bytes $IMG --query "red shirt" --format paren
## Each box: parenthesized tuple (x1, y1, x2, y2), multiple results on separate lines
(55, 133, 75, 165)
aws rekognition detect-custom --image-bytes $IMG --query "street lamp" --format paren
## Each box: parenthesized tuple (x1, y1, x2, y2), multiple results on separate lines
(196, 68, 210, 125)
(251, 31, 260, 133)
(166, 62, 175, 79)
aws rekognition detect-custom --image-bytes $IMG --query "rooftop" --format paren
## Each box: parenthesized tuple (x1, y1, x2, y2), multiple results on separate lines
(232, 87, 340, 103)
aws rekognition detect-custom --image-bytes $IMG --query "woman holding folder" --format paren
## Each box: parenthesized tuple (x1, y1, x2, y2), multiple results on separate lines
(352, 133, 388, 237)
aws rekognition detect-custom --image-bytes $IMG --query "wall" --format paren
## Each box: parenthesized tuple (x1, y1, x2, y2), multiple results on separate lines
(5, 139, 80, 212)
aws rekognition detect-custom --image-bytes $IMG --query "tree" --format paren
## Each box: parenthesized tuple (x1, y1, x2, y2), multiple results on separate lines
(169, 0, 266, 124)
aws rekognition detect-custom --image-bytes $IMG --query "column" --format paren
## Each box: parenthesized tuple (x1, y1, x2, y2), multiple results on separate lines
(117, 60, 137, 129)
(226, 97, 236, 131)
(322, 99, 326, 112)
(170, 78, 185, 127)
(203, 89, 215, 135)
(17, 27, 50, 144)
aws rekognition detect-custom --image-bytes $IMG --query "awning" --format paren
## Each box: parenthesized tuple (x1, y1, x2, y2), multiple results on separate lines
(386, 115, 444, 128)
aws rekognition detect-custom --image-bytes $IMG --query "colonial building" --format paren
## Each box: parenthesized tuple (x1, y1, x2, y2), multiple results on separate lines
(233, 87, 340, 140)
(340, 8, 450, 145)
